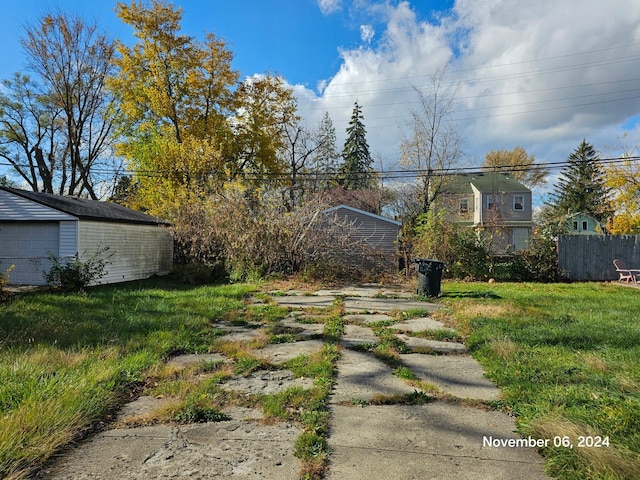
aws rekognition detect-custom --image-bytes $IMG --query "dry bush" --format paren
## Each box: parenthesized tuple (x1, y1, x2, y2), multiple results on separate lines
(169, 188, 389, 281)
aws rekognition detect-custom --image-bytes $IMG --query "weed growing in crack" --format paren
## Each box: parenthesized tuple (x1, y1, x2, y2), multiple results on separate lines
(394, 366, 418, 380)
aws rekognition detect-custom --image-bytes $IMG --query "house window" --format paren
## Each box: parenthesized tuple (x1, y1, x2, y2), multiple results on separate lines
(459, 198, 469, 214)
(582, 221, 588, 231)
(572, 221, 578, 230)
(487, 195, 497, 210)
(513, 195, 524, 211)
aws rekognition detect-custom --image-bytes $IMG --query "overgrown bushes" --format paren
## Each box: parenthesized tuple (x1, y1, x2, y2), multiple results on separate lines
(170, 189, 385, 281)
(411, 209, 559, 282)
(412, 209, 491, 280)
(168, 192, 560, 283)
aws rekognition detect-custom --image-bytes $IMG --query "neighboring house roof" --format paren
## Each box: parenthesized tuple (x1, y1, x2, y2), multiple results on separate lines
(0, 187, 170, 225)
(469, 172, 530, 193)
(323, 204, 402, 226)
(566, 212, 599, 221)
(443, 173, 530, 194)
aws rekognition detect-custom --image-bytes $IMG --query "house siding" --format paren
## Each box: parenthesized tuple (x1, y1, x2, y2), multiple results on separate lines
(480, 191, 532, 226)
(329, 206, 400, 252)
(78, 221, 173, 285)
(437, 174, 533, 254)
(59, 221, 79, 257)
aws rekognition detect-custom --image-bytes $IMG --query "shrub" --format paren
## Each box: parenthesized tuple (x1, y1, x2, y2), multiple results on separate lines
(44, 247, 111, 291)
(412, 209, 490, 280)
(515, 233, 559, 282)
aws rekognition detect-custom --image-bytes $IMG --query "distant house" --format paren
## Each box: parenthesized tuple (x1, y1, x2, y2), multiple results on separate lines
(436, 173, 533, 253)
(0, 187, 173, 286)
(323, 204, 401, 270)
(566, 212, 604, 235)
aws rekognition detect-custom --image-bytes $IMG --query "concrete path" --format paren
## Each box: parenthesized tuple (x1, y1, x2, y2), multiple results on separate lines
(270, 287, 550, 479)
(34, 285, 551, 480)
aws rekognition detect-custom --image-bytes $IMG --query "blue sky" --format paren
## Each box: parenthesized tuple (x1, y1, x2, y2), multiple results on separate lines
(2, 0, 640, 200)
(0, 0, 451, 90)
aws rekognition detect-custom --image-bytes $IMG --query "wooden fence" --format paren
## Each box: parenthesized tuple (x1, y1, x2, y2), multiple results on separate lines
(557, 235, 640, 281)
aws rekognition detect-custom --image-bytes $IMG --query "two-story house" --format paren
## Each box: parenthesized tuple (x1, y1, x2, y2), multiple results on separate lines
(436, 173, 533, 253)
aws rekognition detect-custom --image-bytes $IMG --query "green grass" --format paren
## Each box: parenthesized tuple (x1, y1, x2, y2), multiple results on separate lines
(443, 281, 640, 480)
(0, 278, 255, 479)
(5, 278, 639, 480)
(264, 344, 339, 479)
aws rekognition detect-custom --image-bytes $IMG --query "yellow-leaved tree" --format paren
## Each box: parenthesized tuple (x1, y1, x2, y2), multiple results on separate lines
(605, 157, 640, 234)
(108, 0, 296, 219)
(482, 146, 549, 189)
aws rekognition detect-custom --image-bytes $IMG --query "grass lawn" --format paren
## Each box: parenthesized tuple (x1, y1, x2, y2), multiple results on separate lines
(0, 278, 256, 479)
(1, 278, 639, 480)
(440, 281, 640, 480)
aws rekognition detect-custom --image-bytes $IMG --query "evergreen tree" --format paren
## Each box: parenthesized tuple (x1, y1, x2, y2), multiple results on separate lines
(312, 111, 340, 190)
(545, 139, 612, 228)
(339, 102, 374, 189)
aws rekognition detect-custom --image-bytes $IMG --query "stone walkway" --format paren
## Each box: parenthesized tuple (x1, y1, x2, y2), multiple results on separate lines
(33, 284, 550, 480)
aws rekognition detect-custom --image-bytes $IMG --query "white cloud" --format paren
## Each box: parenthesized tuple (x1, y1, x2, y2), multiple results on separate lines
(360, 24, 375, 43)
(317, 0, 342, 15)
(297, 0, 640, 186)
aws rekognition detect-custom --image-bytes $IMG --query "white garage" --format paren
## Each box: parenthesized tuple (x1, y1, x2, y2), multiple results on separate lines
(0, 187, 173, 286)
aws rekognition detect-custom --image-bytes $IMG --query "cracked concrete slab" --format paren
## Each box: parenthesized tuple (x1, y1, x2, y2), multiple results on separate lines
(222, 369, 314, 395)
(395, 334, 468, 354)
(330, 349, 415, 404)
(342, 324, 380, 347)
(216, 324, 265, 342)
(343, 297, 439, 313)
(326, 403, 550, 480)
(313, 286, 414, 298)
(278, 318, 325, 336)
(270, 295, 336, 309)
(400, 353, 500, 400)
(392, 317, 456, 333)
(115, 395, 173, 423)
(37, 414, 301, 480)
(254, 339, 325, 363)
(166, 353, 225, 368)
(33, 283, 551, 480)
(343, 313, 396, 324)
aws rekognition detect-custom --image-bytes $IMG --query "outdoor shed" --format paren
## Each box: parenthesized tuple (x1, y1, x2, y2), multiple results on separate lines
(323, 204, 401, 271)
(324, 204, 401, 252)
(0, 187, 173, 286)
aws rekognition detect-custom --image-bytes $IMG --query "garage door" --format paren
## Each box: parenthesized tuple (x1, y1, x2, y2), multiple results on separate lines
(0, 222, 59, 285)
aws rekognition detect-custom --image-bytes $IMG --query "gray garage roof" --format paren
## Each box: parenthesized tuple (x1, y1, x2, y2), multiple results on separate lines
(1, 187, 170, 225)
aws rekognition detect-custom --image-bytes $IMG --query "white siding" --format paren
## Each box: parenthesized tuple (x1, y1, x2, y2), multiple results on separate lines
(59, 221, 79, 257)
(0, 222, 60, 285)
(78, 221, 173, 284)
(0, 190, 76, 221)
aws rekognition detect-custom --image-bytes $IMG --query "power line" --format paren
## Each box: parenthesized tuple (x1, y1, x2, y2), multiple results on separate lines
(5, 155, 636, 183)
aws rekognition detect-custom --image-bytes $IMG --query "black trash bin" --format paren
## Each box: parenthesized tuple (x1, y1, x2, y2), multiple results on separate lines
(414, 258, 445, 297)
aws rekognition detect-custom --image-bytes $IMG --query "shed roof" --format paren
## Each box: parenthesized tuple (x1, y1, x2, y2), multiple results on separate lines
(0, 187, 170, 225)
(323, 204, 402, 226)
